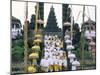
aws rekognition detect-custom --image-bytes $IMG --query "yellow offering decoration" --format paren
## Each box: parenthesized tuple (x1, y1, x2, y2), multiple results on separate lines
(32, 45, 40, 51)
(35, 34, 42, 38)
(28, 66, 36, 73)
(34, 39, 42, 43)
(29, 53, 39, 59)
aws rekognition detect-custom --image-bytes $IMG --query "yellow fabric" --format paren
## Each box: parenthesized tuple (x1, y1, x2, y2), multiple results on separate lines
(59, 66, 62, 71)
(49, 65, 53, 72)
(54, 65, 59, 71)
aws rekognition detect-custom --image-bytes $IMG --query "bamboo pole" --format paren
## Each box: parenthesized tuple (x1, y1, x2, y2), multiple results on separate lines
(24, 1, 28, 73)
(81, 5, 85, 70)
(70, 5, 73, 41)
(35, 2, 39, 34)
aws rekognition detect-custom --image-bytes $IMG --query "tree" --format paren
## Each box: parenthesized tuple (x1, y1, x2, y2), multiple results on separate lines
(62, 4, 71, 22)
(12, 39, 24, 62)
(72, 23, 81, 45)
(12, 46, 24, 62)
(29, 14, 36, 30)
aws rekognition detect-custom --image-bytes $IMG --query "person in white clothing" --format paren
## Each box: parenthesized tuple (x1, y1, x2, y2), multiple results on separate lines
(44, 51, 49, 58)
(62, 59, 67, 70)
(59, 50, 64, 57)
(54, 56, 59, 72)
(62, 52, 67, 70)
(44, 58, 49, 72)
(40, 57, 49, 72)
(40, 58, 46, 72)
(48, 57, 54, 72)
(58, 57, 63, 71)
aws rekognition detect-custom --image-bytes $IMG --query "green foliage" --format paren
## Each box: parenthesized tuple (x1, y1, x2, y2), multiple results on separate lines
(74, 37, 91, 59)
(74, 43, 81, 60)
(12, 39, 24, 47)
(12, 46, 24, 62)
(12, 39, 24, 62)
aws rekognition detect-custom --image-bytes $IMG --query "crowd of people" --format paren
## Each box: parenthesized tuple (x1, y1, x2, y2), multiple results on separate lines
(40, 34, 67, 72)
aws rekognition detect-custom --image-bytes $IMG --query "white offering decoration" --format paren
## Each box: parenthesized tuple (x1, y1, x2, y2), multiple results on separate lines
(72, 60, 80, 70)
(68, 53, 76, 63)
(64, 22, 71, 26)
(67, 45, 74, 50)
(36, 19, 44, 24)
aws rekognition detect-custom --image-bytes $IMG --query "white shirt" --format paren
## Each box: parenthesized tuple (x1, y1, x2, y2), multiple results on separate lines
(48, 58, 54, 65)
(49, 52, 53, 57)
(40, 59, 46, 67)
(62, 59, 67, 66)
(59, 50, 63, 56)
(58, 59, 63, 66)
(52, 55, 56, 59)
(44, 59, 49, 67)
(44, 52, 49, 58)
(54, 58, 58, 65)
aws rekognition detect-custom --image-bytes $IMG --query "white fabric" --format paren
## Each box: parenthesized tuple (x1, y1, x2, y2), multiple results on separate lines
(44, 59, 49, 67)
(49, 52, 53, 57)
(70, 58, 74, 63)
(40, 59, 45, 66)
(67, 45, 74, 50)
(44, 52, 49, 58)
(72, 66, 76, 70)
(52, 56, 56, 59)
(64, 35, 70, 40)
(72, 60, 80, 66)
(43, 34, 68, 68)
(65, 39, 72, 44)
(85, 30, 96, 38)
(91, 30, 96, 37)
(48, 58, 54, 65)
(58, 60, 63, 66)
(68, 53, 76, 58)
(85, 30, 90, 37)
(63, 59, 67, 66)
(54, 58, 58, 65)
(59, 50, 63, 56)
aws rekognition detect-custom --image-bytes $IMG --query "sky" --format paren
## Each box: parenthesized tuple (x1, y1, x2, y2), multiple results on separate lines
(12, 1, 96, 29)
